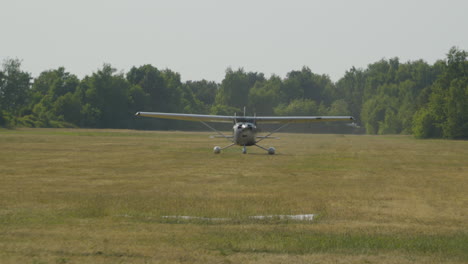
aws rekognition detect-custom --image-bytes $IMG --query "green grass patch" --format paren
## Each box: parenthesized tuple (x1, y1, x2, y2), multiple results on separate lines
(1, 129, 467, 263)
(201, 228, 468, 259)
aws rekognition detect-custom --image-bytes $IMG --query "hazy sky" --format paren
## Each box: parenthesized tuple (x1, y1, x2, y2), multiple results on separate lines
(1, 0, 467, 82)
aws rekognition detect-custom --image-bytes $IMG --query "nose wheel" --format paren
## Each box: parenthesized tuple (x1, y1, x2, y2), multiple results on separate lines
(242, 145, 247, 154)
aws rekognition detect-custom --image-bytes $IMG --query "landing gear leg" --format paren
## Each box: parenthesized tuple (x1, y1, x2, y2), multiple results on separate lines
(254, 144, 276, 155)
(242, 145, 247, 154)
(213, 143, 235, 154)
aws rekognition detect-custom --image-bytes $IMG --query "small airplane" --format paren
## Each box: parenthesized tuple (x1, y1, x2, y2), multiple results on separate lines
(135, 110, 354, 154)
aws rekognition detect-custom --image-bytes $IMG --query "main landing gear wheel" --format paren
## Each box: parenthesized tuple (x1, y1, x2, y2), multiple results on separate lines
(268, 147, 275, 155)
(213, 146, 221, 154)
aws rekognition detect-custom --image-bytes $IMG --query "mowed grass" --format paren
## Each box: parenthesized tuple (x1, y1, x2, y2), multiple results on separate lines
(0, 128, 467, 263)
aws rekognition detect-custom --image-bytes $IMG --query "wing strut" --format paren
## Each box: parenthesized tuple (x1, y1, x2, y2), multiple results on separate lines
(255, 123, 289, 144)
(200, 121, 232, 142)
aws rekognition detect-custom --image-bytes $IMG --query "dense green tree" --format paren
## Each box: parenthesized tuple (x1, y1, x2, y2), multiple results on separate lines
(78, 64, 131, 128)
(214, 68, 264, 109)
(354, 57, 446, 135)
(28, 67, 81, 127)
(363, 58, 399, 100)
(282, 67, 333, 104)
(52, 92, 82, 125)
(274, 99, 319, 116)
(2, 47, 466, 138)
(443, 79, 468, 138)
(413, 107, 441, 138)
(210, 104, 241, 115)
(178, 82, 204, 114)
(32, 67, 79, 100)
(128, 84, 149, 115)
(335, 67, 366, 120)
(328, 99, 350, 116)
(160, 69, 186, 113)
(413, 47, 468, 139)
(0, 58, 31, 115)
(446, 47, 468, 80)
(185, 80, 218, 112)
(412, 86, 446, 139)
(126, 65, 204, 129)
(127, 65, 198, 114)
(126, 64, 165, 112)
(361, 95, 387, 134)
(248, 75, 282, 115)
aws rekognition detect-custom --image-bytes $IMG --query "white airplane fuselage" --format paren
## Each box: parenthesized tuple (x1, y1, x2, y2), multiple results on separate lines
(233, 122, 257, 146)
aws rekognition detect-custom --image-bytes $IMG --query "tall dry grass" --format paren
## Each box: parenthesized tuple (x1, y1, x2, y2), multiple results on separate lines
(0, 128, 467, 263)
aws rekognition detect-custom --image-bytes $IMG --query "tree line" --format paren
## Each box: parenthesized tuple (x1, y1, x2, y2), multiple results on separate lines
(1, 47, 467, 138)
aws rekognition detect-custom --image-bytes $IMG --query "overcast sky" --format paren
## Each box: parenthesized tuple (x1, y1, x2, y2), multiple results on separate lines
(1, 0, 467, 82)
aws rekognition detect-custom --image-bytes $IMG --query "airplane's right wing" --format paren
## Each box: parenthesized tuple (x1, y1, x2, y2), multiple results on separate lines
(135, 112, 235, 123)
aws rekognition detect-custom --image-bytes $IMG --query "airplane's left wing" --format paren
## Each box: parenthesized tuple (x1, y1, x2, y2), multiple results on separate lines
(135, 112, 235, 123)
(252, 116, 354, 123)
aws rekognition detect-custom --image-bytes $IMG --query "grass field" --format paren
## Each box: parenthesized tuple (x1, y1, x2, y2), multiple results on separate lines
(0, 128, 467, 263)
